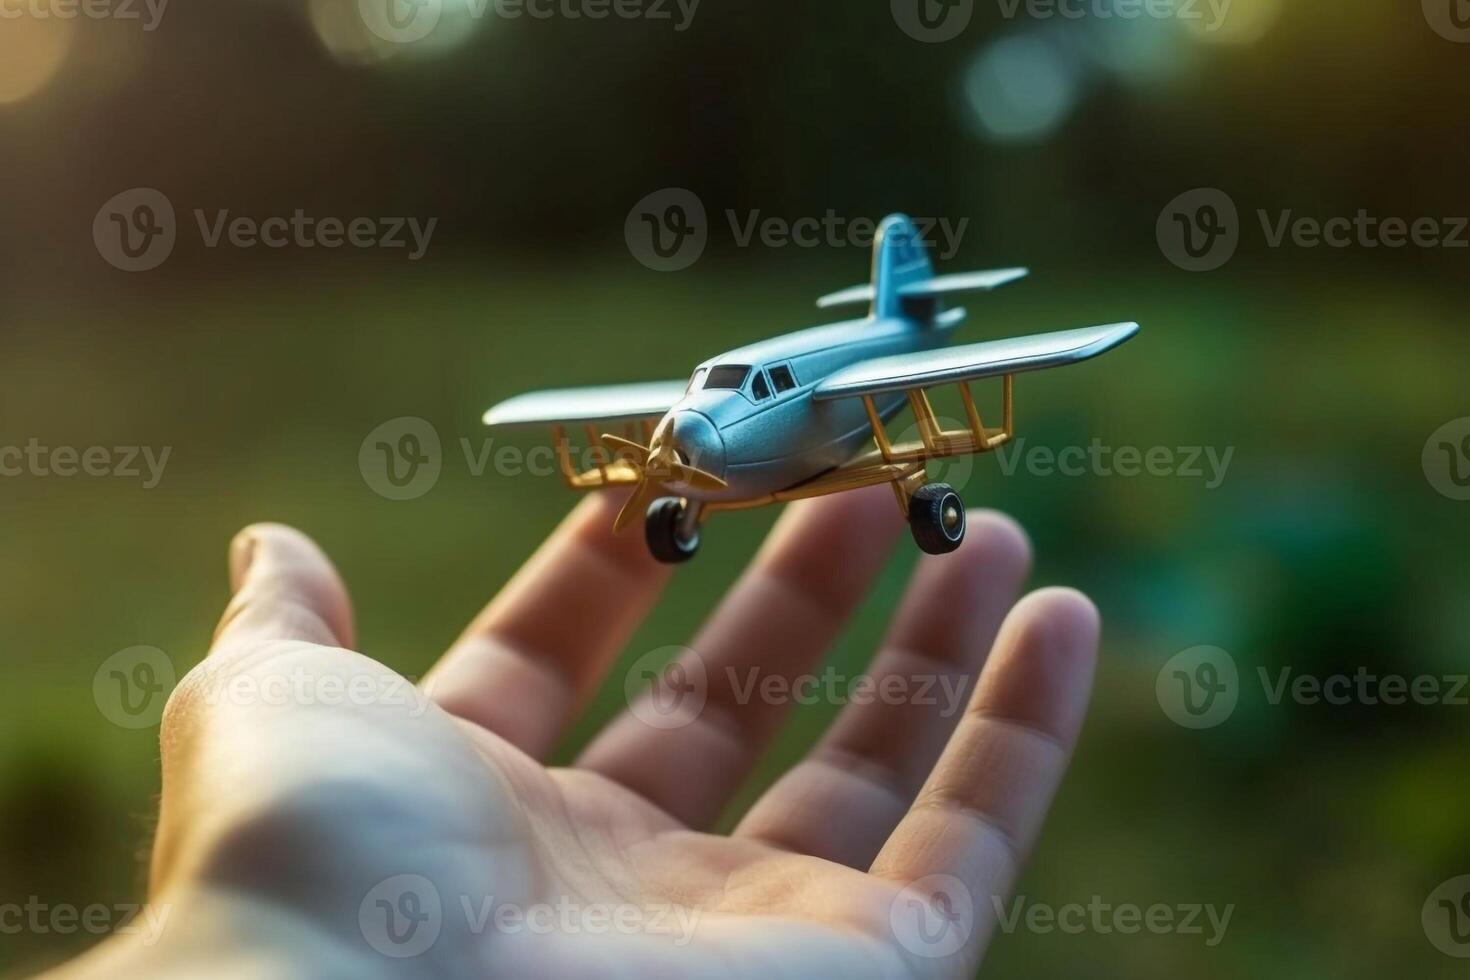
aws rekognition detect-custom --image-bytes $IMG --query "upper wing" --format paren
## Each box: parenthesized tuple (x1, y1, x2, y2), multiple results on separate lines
(483, 380, 686, 429)
(815, 267, 1029, 309)
(812, 322, 1139, 400)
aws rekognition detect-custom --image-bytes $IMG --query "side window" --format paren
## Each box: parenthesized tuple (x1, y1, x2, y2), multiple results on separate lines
(705, 365, 751, 390)
(751, 371, 771, 401)
(769, 365, 797, 393)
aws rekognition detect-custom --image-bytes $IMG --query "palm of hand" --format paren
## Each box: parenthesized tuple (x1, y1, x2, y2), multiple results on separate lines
(151, 489, 1098, 980)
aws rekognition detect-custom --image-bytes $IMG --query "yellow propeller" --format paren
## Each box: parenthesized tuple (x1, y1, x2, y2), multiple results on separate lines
(601, 433, 727, 533)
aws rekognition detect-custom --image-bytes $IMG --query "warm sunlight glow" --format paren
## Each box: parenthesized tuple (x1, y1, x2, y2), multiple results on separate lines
(0, 10, 73, 104)
(1181, 0, 1281, 45)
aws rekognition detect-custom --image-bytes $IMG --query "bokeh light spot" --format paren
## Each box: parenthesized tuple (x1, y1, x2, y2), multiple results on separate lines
(1181, 0, 1280, 45)
(0, 11, 74, 105)
(309, 0, 481, 67)
(965, 34, 1081, 145)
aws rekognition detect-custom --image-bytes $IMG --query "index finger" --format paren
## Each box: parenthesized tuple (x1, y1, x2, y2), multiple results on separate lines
(423, 491, 672, 759)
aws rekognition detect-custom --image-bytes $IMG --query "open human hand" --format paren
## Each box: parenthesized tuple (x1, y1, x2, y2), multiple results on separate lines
(56, 486, 1098, 980)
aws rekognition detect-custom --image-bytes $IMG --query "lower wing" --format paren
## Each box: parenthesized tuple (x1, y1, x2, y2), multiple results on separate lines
(482, 380, 686, 429)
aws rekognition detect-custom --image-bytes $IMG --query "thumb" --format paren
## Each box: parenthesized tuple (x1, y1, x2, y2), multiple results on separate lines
(211, 523, 356, 652)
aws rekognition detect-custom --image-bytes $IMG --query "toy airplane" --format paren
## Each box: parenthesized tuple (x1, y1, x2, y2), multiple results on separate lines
(484, 214, 1138, 563)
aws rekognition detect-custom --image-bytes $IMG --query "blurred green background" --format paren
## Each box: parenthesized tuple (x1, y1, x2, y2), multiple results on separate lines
(3, 0, 1469, 976)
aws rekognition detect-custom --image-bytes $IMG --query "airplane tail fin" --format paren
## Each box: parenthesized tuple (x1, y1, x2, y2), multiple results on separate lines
(814, 213, 1028, 322)
(870, 214, 934, 319)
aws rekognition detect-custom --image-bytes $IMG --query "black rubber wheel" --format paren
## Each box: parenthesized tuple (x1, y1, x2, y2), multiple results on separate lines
(909, 484, 966, 555)
(645, 497, 701, 564)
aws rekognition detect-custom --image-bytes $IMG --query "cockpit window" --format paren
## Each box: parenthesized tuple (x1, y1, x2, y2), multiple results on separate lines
(686, 368, 707, 393)
(751, 371, 771, 401)
(705, 365, 751, 390)
(769, 365, 797, 393)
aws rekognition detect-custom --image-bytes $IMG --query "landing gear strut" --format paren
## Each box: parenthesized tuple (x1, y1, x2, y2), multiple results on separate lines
(645, 497, 702, 564)
(908, 483, 966, 555)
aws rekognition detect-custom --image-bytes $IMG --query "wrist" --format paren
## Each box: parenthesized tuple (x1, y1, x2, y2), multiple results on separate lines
(40, 883, 391, 980)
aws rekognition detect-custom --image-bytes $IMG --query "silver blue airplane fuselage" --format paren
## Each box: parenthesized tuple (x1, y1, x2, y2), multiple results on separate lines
(655, 313, 953, 503)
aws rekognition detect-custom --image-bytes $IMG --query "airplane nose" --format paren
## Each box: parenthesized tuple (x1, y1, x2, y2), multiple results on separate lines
(666, 410, 725, 481)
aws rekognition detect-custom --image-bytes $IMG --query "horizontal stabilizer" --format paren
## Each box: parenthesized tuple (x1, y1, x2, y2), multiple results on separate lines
(815, 283, 876, 309)
(816, 267, 1028, 310)
(812, 322, 1139, 400)
(484, 381, 686, 429)
(901, 268, 1029, 298)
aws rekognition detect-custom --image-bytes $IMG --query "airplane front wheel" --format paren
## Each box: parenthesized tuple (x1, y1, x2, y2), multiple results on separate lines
(645, 497, 701, 564)
(909, 484, 966, 555)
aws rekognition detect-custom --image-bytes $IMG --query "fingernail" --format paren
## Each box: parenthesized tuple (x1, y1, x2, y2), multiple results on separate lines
(229, 532, 258, 590)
